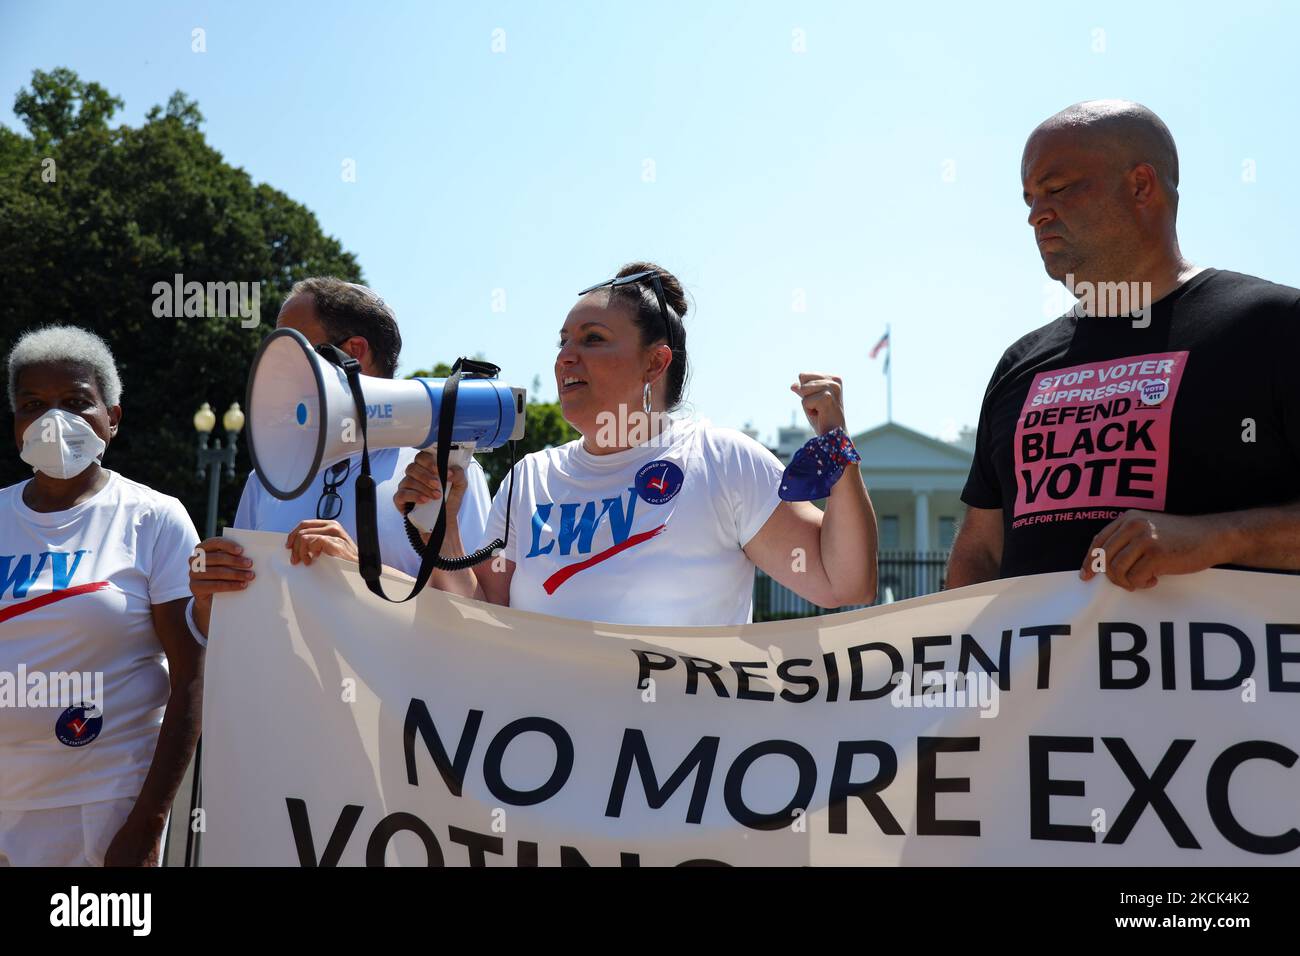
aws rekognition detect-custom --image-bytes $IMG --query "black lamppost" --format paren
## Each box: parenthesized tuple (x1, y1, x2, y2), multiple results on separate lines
(178, 400, 244, 868)
(193, 401, 245, 539)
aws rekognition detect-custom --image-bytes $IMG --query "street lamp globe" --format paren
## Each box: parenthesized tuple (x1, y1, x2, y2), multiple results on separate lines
(193, 402, 216, 434)
(223, 402, 246, 434)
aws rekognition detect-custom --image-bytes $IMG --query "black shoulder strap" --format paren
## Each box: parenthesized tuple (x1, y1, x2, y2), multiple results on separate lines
(317, 347, 512, 601)
(320, 345, 457, 603)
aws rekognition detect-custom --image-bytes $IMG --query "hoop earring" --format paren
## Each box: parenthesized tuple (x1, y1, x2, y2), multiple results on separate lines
(642, 382, 652, 415)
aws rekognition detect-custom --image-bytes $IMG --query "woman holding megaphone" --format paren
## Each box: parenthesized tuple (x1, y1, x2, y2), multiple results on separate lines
(395, 262, 879, 626)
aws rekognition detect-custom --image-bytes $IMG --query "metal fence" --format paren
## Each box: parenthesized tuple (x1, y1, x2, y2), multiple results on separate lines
(752, 551, 949, 621)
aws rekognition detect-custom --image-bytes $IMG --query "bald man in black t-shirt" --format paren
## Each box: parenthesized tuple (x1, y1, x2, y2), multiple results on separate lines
(948, 100, 1300, 590)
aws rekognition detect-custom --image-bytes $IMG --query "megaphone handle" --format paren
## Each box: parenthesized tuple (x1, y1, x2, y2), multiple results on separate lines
(407, 445, 474, 533)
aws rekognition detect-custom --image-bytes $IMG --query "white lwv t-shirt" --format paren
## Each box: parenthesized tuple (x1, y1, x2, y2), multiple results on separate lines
(0, 472, 198, 810)
(484, 418, 785, 626)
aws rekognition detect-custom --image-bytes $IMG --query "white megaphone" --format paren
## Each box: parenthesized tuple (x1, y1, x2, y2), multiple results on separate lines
(245, 328, 525, 532)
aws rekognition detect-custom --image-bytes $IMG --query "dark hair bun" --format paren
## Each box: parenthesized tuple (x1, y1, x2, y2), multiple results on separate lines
(616, 261, 688, 319)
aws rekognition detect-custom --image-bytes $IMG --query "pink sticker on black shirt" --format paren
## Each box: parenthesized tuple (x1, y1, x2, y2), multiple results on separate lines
(1012, 351, 1189, 521)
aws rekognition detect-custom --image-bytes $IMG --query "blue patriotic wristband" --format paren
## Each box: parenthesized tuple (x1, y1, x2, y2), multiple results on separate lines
(779, 427, 861, 501)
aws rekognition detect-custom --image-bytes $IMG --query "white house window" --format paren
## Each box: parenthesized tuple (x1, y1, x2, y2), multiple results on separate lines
(880, 515, 900, 550)
(938, 516, 957, 549)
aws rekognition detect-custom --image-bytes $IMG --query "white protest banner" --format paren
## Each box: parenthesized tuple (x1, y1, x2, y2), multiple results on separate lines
(202, 529, 1299, 866)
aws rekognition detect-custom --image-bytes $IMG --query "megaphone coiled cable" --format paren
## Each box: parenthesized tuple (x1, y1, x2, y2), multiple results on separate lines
(402, 437, 516, 571)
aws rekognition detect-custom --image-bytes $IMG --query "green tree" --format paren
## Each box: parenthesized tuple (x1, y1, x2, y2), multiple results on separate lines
(499, 401, 579, 490)
(0, 68, 363, 530)
(405, 367, 577, 493)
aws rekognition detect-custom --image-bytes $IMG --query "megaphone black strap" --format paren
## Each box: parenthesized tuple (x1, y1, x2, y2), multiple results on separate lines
(313, 344, 443, 602)
(400, 354, 512, 568)
(401, 437, 513, 570)
(452, 357, 501, 378)
(315, 344, 510, 603)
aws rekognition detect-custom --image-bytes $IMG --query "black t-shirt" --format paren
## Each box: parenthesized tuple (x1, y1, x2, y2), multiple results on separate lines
(962, 268, 1300, 578)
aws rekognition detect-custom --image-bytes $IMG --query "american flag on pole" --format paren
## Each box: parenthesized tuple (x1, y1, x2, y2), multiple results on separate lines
(870, 329, 890, 372)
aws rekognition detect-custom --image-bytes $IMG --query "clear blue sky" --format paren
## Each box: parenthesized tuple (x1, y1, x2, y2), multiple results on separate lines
(4, 1, 1298, 445)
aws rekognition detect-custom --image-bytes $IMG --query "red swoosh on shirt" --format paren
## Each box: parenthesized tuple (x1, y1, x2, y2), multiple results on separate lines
(0, 581, 111, 624)
(542, 524, 667, 595)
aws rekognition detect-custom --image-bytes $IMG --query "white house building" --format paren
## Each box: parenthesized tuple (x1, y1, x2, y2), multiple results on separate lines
(852, 421, 975, 554)
(752, 419, 975, 617)
(764, 419, 974, 553)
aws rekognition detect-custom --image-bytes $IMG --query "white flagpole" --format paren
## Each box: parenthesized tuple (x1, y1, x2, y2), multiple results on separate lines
(886, 323, 893, 423)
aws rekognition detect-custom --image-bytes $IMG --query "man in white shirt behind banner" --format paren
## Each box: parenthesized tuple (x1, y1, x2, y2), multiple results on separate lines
(187, 277, 491, 641)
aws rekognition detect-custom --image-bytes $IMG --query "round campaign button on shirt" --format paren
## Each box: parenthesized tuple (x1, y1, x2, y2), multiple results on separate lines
(55, 704, 103, 747)
(635, 460, 684, 505)
(1140, 379, 1170, 406)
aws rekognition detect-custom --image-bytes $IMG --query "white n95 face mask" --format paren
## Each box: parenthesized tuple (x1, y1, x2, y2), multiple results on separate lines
(19, 409, 107, 480)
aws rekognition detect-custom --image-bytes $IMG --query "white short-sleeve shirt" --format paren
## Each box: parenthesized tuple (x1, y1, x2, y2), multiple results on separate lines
(0, 471, 199, 810)
(484, 418, 784, 626)
(234, 446, 492, 577)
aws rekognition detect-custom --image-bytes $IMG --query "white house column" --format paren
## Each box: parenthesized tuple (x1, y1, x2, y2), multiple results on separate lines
(914, 491, 930, 553)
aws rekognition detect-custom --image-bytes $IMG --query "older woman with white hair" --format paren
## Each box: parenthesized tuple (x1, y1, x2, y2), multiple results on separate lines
(0, 326, 201, 867)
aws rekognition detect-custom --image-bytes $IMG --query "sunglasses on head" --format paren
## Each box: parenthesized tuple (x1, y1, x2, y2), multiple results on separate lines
(578, 270, 675, 354)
